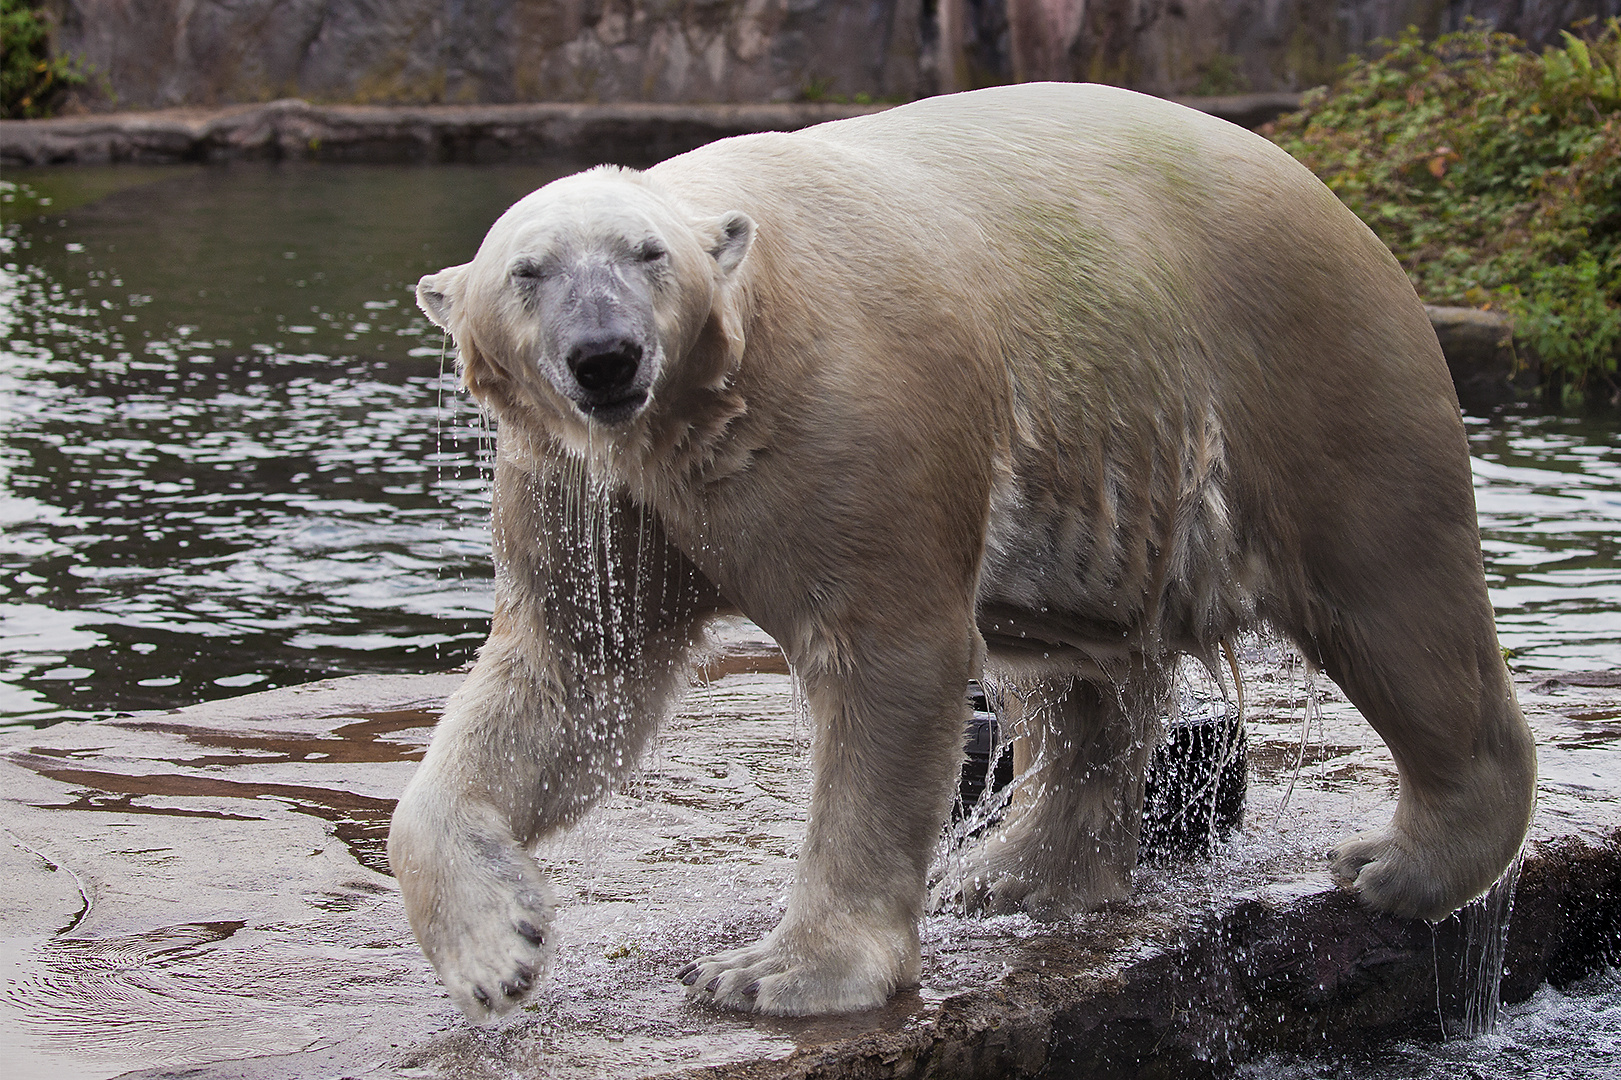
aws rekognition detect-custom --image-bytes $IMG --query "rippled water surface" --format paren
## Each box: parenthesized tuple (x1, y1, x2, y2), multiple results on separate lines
(0, 163, 588, 722)
(2, 163, 1619, 725)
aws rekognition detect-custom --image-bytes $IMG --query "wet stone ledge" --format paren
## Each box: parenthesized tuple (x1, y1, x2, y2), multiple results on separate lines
(1, 622, 1617, 1079)
(0, 99, 891, 169)
(0, 94, 1308, 170)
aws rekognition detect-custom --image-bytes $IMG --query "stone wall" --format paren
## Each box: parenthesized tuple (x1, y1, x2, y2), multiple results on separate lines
(47, 0, 926, 108)
(943, 0, 1621, 94)
(41, 0, 1621, 109)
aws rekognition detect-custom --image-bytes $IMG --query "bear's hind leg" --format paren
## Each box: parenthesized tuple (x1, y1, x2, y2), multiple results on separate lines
(1291, 582, 1537, 922)
(936, 668, 1171, 921)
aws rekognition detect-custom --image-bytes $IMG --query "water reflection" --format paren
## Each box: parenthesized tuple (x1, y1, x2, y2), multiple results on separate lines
(1, 162, 1617, 726)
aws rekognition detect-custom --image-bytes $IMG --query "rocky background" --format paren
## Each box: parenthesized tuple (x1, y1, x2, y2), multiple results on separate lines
(35, 0, 1621, 112)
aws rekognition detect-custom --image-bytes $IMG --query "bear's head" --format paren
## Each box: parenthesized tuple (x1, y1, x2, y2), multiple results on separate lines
(417, 167, 754, 442)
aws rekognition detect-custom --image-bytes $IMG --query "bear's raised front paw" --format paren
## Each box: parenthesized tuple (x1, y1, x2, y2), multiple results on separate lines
(418, 866, 554, 1020)
(433, 897, 552, 1021)
(1329, 827, 1459, 922)
(676, 920, 914, 1016)
(390, 816, 556, 1021)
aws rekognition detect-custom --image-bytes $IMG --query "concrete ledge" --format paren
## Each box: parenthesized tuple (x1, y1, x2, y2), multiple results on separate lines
(0, 93, 1308, 169)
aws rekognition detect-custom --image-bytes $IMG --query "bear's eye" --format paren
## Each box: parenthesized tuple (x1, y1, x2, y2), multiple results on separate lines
(510, 258, 552, 282)
(635, 241, 667, 263)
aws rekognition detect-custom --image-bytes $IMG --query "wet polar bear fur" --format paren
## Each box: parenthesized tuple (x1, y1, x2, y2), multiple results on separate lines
(390, 83, 1538, 1020)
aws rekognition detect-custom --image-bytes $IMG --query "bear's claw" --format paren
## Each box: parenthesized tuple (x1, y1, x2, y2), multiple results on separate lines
(389, 798, 556, 1022)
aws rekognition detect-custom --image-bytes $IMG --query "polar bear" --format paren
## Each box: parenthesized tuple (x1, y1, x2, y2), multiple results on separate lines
(388, 82, 1537, 1020)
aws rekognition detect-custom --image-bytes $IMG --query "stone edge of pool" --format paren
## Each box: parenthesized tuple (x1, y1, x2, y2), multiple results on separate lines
(666, 827, 1621, 1079)
(0, 95, 1307, 171)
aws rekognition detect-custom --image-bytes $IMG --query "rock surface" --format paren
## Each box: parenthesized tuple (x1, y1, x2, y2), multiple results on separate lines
(1426, 304, 1537, 410)
(2, 619, 1617, 1079)
(0, 99, 888, 167)
(49, 0, 926, 109)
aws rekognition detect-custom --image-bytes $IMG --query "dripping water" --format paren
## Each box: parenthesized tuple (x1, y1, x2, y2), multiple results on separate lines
(1275, 651, 1323, 820)
(1456, 851, 1526, 1037)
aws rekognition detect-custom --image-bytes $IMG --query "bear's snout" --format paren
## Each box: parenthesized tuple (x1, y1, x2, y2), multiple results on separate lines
(564, 335, 648, 419)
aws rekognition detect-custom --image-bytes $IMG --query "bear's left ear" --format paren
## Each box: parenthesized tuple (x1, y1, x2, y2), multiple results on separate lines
(417, 263, 470, 330)
(703, 212, 755, 276)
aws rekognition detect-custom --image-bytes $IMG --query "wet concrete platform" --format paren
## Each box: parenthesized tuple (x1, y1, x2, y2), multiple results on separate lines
(2, 619, 1617, 1079)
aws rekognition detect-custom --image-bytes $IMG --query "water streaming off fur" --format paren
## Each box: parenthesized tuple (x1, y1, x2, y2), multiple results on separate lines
(1238, 965, 1621, 1080)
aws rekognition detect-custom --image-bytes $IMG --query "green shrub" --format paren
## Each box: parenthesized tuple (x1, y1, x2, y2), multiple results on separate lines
(2, 0, 86, 118)
(1266, 20, 1621, 402)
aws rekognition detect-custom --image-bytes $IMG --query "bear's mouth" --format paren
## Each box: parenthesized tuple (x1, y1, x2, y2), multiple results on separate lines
(577, 389, 649, 426)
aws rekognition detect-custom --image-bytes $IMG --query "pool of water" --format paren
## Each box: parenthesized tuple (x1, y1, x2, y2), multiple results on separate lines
(0, 163, 582, 722)
(1, 162, 1619, 726)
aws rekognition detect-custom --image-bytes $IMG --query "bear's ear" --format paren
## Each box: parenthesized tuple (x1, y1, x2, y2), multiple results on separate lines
(417, 263, 470, 330)
(703, 212, 755, 276)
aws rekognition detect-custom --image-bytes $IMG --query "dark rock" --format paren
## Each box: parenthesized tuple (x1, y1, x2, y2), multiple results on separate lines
(1141, 698, 1246, 860)
(1426, 304, 1535, 409)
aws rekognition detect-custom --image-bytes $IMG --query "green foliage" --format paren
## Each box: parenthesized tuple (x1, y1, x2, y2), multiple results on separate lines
(2, 0, 85, 118)
(1267, 20, 1621, 399)
(1194, 53, 1251, 97)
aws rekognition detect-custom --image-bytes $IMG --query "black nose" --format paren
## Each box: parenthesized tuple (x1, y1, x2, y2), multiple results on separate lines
(567, 338, 643, 398)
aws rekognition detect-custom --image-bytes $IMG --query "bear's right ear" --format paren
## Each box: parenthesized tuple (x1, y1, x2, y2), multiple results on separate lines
(702, 212, 755, 277)
(417, 264, 470, 330)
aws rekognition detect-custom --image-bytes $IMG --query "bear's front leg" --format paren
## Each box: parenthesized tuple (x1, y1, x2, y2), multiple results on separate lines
(389, 455, 722, 1020)
(679, 623, 974, 1014)
(390, 634, 697, 1019)
(388, 679, 558, 1019)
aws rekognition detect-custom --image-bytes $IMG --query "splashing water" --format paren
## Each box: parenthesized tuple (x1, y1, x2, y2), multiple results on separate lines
(1240, 965, 1621, 1080)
